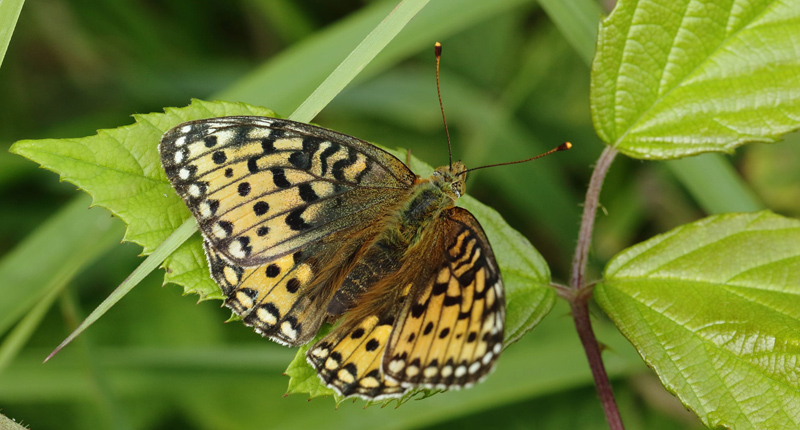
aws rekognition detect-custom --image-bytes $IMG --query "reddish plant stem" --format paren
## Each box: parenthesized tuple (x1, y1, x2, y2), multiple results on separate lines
(571, 146, 618, 290)
(569, 146, 623, 430)
(571, 296, 624, 429)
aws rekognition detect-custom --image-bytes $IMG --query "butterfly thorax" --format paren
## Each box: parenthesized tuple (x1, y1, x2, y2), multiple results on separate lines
(396, 161, 466, 243)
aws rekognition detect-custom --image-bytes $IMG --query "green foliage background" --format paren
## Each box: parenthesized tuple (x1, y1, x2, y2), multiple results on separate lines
(1, 0, 798, 429)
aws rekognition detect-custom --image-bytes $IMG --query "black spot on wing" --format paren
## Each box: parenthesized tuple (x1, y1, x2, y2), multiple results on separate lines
(260, 129, 284, 153)
(212, 151, 227, 164)
(217, 220, 233, 236)
(298, 183, 319, 202)
(265, 264, 280, 277)
(332, 150, 358, 181)
(247, 157, 259, 173)
(319, 142, 340, 177)
(289, 151, 311, 170)
(286, 207, 312, 231)
(286, 278, 300, 293)
(271, 168, 292, 188)
(365, 339, 380, 351)
(443, 295, 461, 307)
(253, 201, 269, 216)
(206, 200, 219, 216)
(237, 182, 251, 196)
(432, 280, 448, 296)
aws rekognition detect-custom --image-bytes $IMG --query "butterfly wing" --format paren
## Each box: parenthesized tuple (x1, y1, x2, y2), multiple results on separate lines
(160, 116, 415, 345)
(307, 311, 410, 399)
(384, 206, 504, 389)
(160, 116, 415, 263)
(306, 206, 504, 398)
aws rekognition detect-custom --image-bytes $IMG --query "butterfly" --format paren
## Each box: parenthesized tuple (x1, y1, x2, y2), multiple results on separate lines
(159, 116, 504, 400)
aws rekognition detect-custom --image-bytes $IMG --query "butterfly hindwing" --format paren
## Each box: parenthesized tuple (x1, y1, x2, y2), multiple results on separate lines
(204, 239, 330, 345)
(383, 207, 504, 390)
(306, 206, 504, 398)
(307, 314, 408, 400)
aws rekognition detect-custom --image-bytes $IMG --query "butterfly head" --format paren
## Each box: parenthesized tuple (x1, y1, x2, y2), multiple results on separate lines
(431, 161, 467, 200)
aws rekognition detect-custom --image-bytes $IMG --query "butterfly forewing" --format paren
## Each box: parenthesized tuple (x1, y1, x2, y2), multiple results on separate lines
(160, 116, 415, 265)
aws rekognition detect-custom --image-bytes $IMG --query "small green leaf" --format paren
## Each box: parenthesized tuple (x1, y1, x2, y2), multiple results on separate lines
(284, 145, 556, 401)
(284, 327, 337, 400)
(10, 99, 276, 298)
(591, 0, 800, 159)
(596, 211, 800, 429)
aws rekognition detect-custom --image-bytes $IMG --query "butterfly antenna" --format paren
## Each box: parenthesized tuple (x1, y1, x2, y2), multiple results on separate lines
(435, 42, 453, 169)
(461, 142, 573, 176)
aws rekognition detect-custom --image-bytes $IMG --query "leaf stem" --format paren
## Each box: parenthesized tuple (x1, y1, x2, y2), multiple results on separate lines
(571, 146, 617, 290)
(569, 145, 623, 429)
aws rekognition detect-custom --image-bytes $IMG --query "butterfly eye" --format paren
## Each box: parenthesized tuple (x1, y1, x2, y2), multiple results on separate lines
(451, 183, 462, 198)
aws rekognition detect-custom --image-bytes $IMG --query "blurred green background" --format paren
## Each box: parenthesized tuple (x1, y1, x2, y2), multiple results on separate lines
(2, 0, 798, 429)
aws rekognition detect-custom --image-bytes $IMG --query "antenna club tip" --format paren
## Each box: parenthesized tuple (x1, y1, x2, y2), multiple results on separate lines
(434, 42, 442, 55)
(559, 142, 572, 151)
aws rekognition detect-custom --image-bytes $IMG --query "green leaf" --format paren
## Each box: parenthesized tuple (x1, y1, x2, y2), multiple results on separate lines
(591, 0, 800, 159)
(595, 211, 800, 429)
(285, 327, 337, 400)
(10, 99, 277, 299)
(13, 99, 555, 400)
(283, 146, 556, 402)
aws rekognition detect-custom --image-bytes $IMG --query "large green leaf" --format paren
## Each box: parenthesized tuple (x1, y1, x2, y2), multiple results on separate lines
(596, 211, 800, 429)
(591, 0, 800, 159)
(11, 100, 555, 400)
